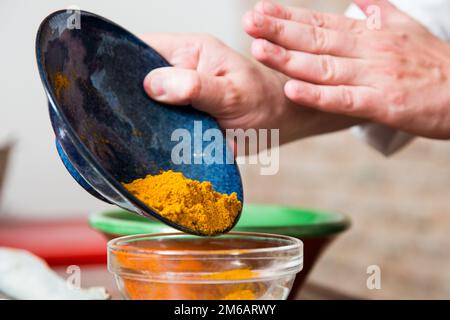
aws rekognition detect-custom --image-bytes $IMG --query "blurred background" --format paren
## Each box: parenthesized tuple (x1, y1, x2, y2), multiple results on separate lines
(1, 0, 450, 299)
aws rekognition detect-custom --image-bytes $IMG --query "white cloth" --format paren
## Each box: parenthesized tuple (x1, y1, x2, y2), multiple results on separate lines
(0, 247, 110, 300)
(346, 0, 450, 156)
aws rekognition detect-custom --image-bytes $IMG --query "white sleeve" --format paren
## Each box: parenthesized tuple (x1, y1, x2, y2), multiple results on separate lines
(347, 0, 450, 156)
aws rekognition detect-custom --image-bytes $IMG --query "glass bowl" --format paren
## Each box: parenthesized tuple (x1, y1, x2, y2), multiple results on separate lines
(108, 232, 303, 300)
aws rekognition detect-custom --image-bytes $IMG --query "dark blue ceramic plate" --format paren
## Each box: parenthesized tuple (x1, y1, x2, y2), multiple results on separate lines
(35, 10, 243, 236)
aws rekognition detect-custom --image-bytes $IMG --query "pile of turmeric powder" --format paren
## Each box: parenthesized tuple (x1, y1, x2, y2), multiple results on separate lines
(207, 269, 259, 300)
(122, 170, 241, 235)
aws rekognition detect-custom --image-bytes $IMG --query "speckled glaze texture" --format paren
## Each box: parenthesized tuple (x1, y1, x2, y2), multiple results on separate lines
(36, 10, 243, 235)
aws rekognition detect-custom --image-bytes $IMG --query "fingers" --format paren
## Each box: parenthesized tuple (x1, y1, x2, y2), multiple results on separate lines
(254, 0, 365, 33)
(251, 39, 365, 85)
(243, 11, 363, 57)
(143, 67, 229, 114)
(284, 80, 382, 119)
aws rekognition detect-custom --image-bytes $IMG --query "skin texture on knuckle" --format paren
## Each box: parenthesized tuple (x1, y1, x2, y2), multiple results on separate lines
(222, 80, 243, 113)
(311, 26, 327, 52)
(282, 50, 292, 72)
(221, 71, 271, 128)
(273, 19, 285, 39)
(319, 55, 337, 83)
(309, 85, 324, 107)
(281, 6, 292, 20)
(311, 11, 326, 28)
(339, 86, 356, 113)
(213, 75, 246, 120)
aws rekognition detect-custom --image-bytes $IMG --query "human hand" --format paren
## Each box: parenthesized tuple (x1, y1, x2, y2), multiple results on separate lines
(140, 33, 361, 146)
(244, 0, 450, 139)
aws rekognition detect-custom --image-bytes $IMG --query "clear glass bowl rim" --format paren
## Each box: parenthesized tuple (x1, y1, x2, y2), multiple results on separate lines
(108, 231, 303, 257)
(108, 232, 303, 283)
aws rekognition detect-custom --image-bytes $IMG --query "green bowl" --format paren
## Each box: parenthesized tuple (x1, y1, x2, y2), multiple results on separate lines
(89, 204, 350, 299)
(89, 203, 349, 238)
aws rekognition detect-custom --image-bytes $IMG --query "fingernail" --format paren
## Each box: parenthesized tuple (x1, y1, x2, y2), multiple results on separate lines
(149, 74, 165, 97)
(253, 12, 264, 28)
(263, 1, 277, 15)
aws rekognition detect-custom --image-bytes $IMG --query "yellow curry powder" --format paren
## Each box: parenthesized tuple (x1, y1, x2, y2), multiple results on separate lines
(206, 269, 259, 300)
(122, 170, 241, 235)
(222, 289, 256, 300)
(114, 250, 262, 300)
(205, 269, 256, 281)
(117, 269, 261, 300)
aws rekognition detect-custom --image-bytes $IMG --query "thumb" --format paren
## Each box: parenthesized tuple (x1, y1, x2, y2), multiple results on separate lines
(143, 67, 229, 114)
